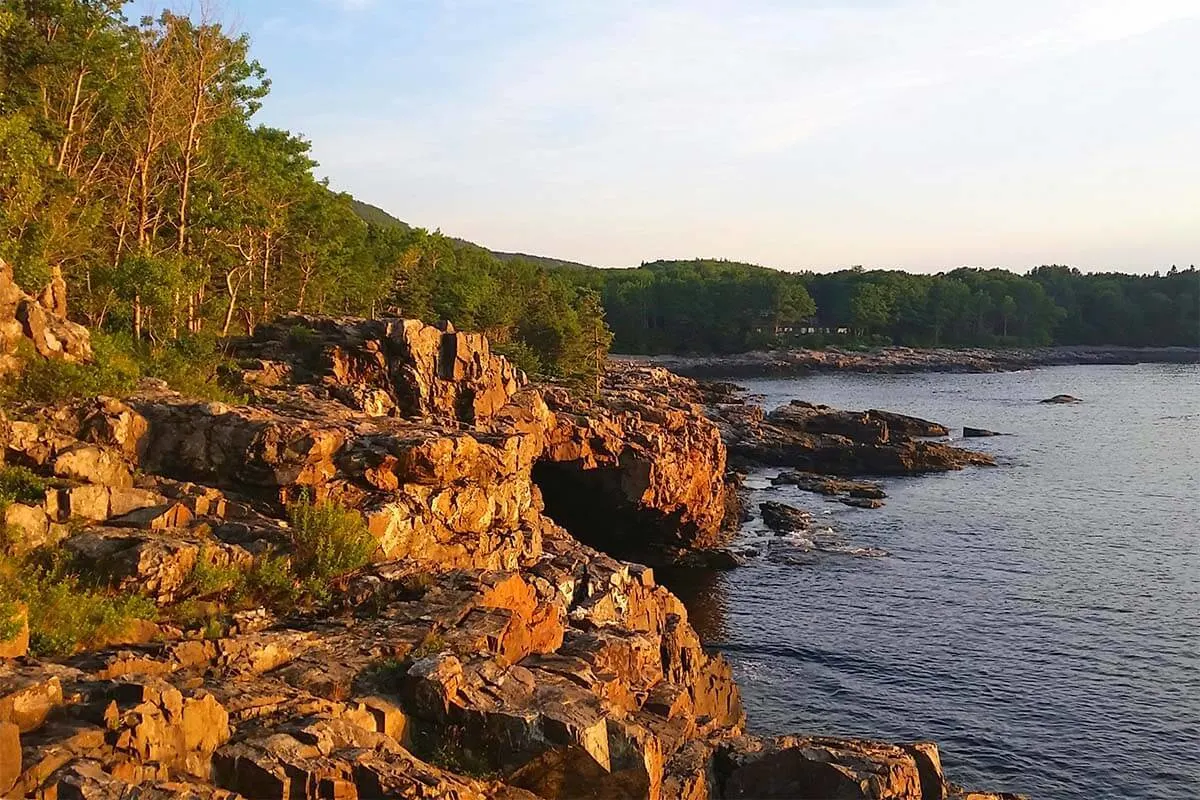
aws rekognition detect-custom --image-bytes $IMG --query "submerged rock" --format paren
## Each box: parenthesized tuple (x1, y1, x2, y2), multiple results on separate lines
(840, 497, 885, 509)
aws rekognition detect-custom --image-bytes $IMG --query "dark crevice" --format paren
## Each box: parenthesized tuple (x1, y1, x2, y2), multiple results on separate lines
(531, 461, 664, 563)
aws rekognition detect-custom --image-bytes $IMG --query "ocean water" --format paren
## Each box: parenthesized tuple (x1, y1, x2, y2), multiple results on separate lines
(664, 363, 1200, 800)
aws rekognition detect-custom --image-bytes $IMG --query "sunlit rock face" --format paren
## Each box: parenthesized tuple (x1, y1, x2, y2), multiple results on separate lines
(1, 297, 1011, 799)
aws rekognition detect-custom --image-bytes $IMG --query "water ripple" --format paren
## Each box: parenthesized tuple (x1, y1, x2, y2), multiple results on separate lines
(665, 364, 1200, 800)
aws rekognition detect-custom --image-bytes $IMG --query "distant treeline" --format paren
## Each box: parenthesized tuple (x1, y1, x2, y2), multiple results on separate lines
(560, 260, 1200, 354)
(0, 2, 608, 381)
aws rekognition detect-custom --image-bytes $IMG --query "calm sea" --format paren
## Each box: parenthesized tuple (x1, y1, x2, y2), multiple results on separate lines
(664, 363, 1199, 800)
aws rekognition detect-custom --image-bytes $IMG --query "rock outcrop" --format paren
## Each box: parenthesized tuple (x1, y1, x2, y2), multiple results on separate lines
(0, 258, 92, 375)
(701, 392, 994, 474)
(0, 293, 1019, 798)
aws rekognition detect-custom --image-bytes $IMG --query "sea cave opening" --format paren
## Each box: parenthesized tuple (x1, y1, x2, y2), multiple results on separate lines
(531, 460, 648, 562)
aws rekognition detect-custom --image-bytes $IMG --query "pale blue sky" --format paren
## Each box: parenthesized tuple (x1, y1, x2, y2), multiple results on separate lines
(182, 1, 1198, 271)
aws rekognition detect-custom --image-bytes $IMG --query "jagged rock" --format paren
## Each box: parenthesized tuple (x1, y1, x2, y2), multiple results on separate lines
(699, 387, 992, 476)
(0, 311, 1009, 799)
(53, 443, 133, 488)
(0, 258, 92, 373)
(3, 502, 51, 548)
(63, 527, 252, 604)
(0, 666, 65, 732)
(534, 365, 730, 561)
(716, 735, 935, 799)
(759, 501, 812, 533)
(672, 548, 746, 569)
(231, 315, 526, 424)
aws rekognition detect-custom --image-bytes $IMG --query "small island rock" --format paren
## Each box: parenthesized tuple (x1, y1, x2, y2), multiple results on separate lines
(963, 427, 1003, 437)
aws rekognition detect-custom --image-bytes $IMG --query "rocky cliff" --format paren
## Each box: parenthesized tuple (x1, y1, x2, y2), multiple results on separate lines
(0, 259, 91, 376)
(0, 289, 1017, 798)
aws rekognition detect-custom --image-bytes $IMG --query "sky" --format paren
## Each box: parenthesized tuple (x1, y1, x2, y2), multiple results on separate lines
(170, 0, 1199, 272)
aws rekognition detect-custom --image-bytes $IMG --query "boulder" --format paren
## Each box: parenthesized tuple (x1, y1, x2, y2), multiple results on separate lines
(0, 257, 92, 372)
(759, 501, 812, 533)
(707, 394, 993, 475)
(716, 735, 934, 799)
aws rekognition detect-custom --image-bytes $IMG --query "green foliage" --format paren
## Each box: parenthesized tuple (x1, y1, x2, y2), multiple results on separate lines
(0, 599, 22, 644)
(0, 552, 156, 658)
(586, 259, 818, 354)
(187, 552, 243, 598)
(286, 497, 377, 598)
(492, 339, 543, 376)
(0, 332, 241, 406)
(240, 555, 299, 608)
(408, 632, 448, 661)
(0, 335, 138, 405)
(0, 464, 48, 506)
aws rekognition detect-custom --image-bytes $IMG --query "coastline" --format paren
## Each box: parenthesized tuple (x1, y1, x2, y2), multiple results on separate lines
(1, 265, 1019, 799)
(622, 345, 1200, 379)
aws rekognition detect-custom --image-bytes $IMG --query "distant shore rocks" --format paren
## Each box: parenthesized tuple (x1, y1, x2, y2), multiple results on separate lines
(1040, 394, 1082, 404)
(627, 344, 1200, 379)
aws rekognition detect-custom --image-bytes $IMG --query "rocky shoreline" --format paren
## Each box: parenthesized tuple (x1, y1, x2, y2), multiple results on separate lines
(1, 262, 1020, 799)
(627, 344, 1200, 378)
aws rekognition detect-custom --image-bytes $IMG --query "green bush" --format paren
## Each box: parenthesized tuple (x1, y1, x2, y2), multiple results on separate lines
(240, 554, 300, 608)
(0, 599, 23, 644)
(0, 335, 139, 405)
(287, 497, 377, 593)
(137, 333, 245, 403)
(0, 464, 48, 505)
(0, 331, 243, 407)
(0, 554, 157, 657)
(187, 551, 244, 597)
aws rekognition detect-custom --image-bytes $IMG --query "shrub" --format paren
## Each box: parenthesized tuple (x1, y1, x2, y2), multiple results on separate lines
(0, 554, 157, 658)
(0, 335, 138, 405)
(186, 552, 244, 597)
(492, 338, 543, 376)
(240, 554, 299, 608)
(138, 333, 245, 403)
(0, 464, 48, 505)
(0, 599, 23, 644)
(408, 631, 447, 661)
(0, 331, 243, 407)
(286, 498, 377, 591)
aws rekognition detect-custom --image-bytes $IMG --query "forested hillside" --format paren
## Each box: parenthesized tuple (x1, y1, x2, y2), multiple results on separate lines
(0, 2, 609, 382)
(561, 260, 1198, 354)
